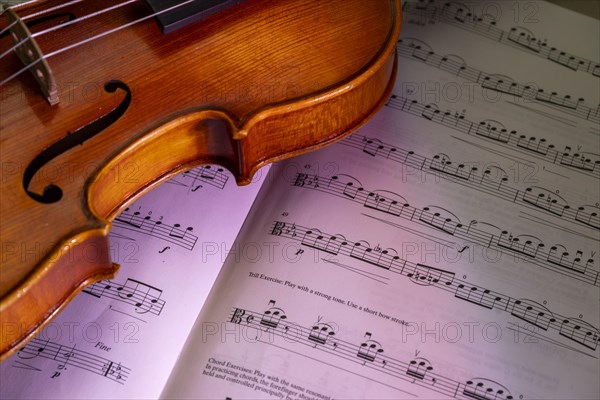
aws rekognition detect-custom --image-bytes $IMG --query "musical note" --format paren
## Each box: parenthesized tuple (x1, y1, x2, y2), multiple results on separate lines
(357, 332, 384, 363)
(308, 319, 336, 347)
(498, 232, 545, 259)
(474, 120, 514, 144)
(17, 338, 130, 384)
(522, 187, 569, 217)
(362, 137, 389, 158)
(117, 209, 144, 228)
(481, 74, 520, 97)
(418, 206, 462, 235)
(363, 189, 408, 217)
(575, 205, 600, 229)
(229, 303, 517, 399)
(557, 318, 600, 351)
(507, 26, 545, 54)
(454, 284, 506, 310)
(168, 223, 192, 239)
(547, 245, 592, 275)
(462, 378, 514, 400)
(289, 173, 600, 287)
(83, 278, 165, 316)
(406, 357, 433, 380)
(405, 38, 435, 62)
(269, 221, 600, 352)
(383, 94, 598, 178)
(15, 338, 49, 360)
(341, 133, 598, 234)
(420, 103, 440, 120)
(167, 164, 229, 191)
(407, 263, 455, 286)
(510, 299, 553, 331)
(300, 228, 346, 256)
(396, 38, 599, 125)
(430, 153, 478, 180)
(260, 300, 287, 329)
(56, 344, 76, 372)
(402, 0, 600, 78)
(560, 150, 600, 173)
(113, 208, 198, 250)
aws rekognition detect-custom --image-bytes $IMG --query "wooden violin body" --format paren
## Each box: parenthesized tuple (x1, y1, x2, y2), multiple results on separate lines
(0, 0, 401, 359)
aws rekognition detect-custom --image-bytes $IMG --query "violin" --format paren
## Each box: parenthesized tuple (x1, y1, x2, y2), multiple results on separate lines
(0, 0, 401, 360)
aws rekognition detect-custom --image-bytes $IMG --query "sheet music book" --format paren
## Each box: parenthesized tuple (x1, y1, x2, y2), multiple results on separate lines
(2, 1, 598, 399)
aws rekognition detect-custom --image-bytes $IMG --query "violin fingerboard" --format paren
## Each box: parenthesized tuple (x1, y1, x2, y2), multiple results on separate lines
(144, 0, 244, 34)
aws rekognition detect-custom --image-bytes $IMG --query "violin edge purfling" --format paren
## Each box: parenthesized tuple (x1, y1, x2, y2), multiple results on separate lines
(0, 0, 402, 360)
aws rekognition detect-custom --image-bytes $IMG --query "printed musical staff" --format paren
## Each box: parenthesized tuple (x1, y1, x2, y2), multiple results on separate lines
(383, 95, 600, 178)
(396, 38, 600, 125)
(269, 221, 600, 352)
(113, 208, 197, 250)
(15, 338, 130, 384)
(402, 0, 600, 78)
(167, 165, 229, 192)
(229, 302, 517, 399)
(291, 173, 600, 287)
(340, 132, 599, 231)
(83, 278, 165, 316)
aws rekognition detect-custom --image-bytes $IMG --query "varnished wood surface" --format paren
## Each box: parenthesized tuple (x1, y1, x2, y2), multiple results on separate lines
(0, 0, 402, 359)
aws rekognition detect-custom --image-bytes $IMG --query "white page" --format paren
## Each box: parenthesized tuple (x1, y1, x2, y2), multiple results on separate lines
(0, 165, 268, 399)
(162, 1, 599, 399)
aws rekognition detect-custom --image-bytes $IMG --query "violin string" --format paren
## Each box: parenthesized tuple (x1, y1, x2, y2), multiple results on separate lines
(21, 0, 86, 21)
(0, 0, 200, 86)
(0, 0, 137, 64)
(31, 0, 137, 36)
(0, 0, 85, 18)
(0, 0, 35, 15)
(0, 19, 17, 37)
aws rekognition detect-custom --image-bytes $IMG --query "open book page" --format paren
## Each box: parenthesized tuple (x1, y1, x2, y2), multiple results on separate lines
(161, 1, 599, 399)
(0, 165, 268, 399)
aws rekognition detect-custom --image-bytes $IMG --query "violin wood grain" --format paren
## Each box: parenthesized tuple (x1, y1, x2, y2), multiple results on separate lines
(0, 0, 401, 359)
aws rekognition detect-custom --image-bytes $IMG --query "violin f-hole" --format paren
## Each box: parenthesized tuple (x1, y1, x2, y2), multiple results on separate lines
(22, 80, 132, 203)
